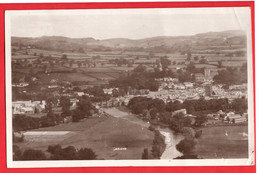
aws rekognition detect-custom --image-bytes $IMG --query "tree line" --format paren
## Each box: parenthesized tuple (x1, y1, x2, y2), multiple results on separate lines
(13, 144, 97, 161)
(109, 60, 209, 93)
(214, 63, 247, 85)
(141, 130, 166, 159)
(127, 96, 247, 132)
(13, 97, 96, 132)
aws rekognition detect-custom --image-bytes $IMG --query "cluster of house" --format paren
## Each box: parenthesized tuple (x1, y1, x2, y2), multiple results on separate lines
(224, 112, 248, 123)
(103, 88, 119, 95)
(95, 96, 132, 109)
(159, 108, 247, 125)
(146, 87, 204, 103)
(12, 100, 46, 114)
(99, 83, 246, 108)
(206, 110, 247, 125)
(155, 79, 247, 102)
(155, 77, 179, 83)
(159, 82, 195, 91)
(211, 85, 247, 100)
(60, 91, 94, 98)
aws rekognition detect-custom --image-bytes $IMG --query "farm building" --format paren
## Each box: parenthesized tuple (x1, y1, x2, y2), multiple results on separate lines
(224, 112, 247, 123)
(171, 108, 187, 117)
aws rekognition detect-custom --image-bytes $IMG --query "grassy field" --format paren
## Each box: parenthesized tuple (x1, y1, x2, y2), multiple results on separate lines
(193, 125, 248, 159)
(37, 72, 97, 83)
(86, 73, 116, 80)
(12, 68, 43, 74)
(79, 67, 117, 73)
(17, 116, 154, 160)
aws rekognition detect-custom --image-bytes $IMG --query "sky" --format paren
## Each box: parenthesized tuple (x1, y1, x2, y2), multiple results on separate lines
(8, 7, 251, 40)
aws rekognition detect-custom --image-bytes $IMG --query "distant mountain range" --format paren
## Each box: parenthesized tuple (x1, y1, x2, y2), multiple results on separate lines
(11, 30, 247, 53)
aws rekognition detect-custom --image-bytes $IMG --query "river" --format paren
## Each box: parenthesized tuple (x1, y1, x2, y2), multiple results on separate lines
(103, 108, 184, 159)
(158, 127, 184, 159)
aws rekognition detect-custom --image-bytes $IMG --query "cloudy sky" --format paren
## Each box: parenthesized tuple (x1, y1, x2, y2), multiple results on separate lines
(8, 7, 251, 39)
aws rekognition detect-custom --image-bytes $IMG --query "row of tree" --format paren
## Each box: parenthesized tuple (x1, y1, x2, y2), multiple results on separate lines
(127, 96, 248, 132)
(13, 145, 97, 161)
(13, 97, 96, 132)
(13, 113, 63, 132)
(213, 63, 247, 85)
(58, 97, 96, 122)
(141, 130, 166, 159)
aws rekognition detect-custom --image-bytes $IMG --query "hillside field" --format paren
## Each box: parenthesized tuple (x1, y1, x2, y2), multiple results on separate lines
(16, 116, 154, 160)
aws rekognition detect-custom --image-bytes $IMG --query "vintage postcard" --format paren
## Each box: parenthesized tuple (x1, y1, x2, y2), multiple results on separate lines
(5, 6, 254, 168)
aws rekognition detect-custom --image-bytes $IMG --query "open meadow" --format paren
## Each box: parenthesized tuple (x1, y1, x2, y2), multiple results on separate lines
(193, 125, 248, 158)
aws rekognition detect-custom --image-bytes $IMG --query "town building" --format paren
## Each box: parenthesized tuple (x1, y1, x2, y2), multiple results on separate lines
(12, 100, 46, 114)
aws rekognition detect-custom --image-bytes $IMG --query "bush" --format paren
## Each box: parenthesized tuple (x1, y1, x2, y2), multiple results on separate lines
(148, 125, 156, 131)
(176, 138, 196, 154)
(47, 144, 62, 154)
(72, 109, 84, 122)
(141, 148, 149, 159)
(195, 130, 203, 138)
(21, 149, 47, 160)
(47, 145, 97, 160)
(78, 148, 97, 160)
(13, 145, 22, 161)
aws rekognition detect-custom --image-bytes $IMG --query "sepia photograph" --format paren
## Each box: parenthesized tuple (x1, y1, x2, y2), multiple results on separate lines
(5, 7, 254, 167)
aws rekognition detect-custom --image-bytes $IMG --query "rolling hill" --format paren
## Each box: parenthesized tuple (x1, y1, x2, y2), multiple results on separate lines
(11, 30, 247, 53)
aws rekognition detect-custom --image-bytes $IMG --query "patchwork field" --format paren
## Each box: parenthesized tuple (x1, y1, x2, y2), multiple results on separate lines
(17, 116, 154, 160)
(193, 126, 248, 159)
